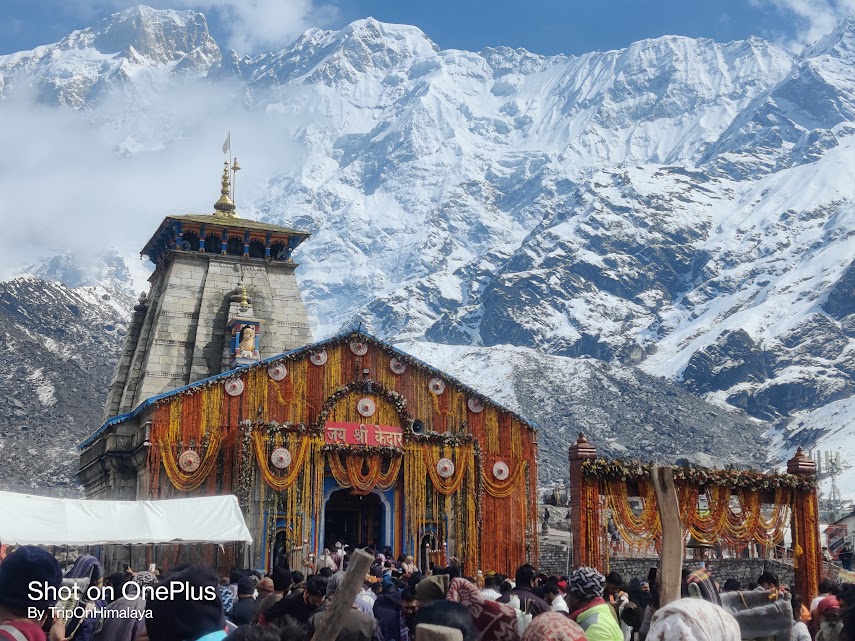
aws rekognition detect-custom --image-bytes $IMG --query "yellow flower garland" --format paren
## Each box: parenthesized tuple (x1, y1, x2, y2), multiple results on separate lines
(424, 444, 470, 495)
(482, 458, 526, 498)
(328, 451, 403, 494)
(252, 430, 313, 491)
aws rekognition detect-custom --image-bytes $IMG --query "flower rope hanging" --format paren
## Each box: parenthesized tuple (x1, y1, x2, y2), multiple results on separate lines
(424, 443, 471, 495)
(252, 427, 314, 491)
(155, 387, 225, 492)
(604, 477, 661, 548)
(677, 483, 731, 545)
(328, 451, 403, 495)
(482, 457, 526, 498)
(159, 433, 223, 491)
(754, 487, 792, 546)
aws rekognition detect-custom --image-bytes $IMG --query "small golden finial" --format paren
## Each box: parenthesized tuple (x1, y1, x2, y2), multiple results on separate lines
(239, 285, 249, 311)
(213, 160, 237, 218)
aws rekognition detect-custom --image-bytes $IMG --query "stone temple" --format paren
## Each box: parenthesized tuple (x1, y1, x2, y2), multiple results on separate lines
(79, 161, 539, 575)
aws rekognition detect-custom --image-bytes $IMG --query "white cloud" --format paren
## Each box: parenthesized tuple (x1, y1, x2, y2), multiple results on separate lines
(55, 0, 338, 53)
(753, 0, 855, 48)
(0, 79, 315, 281)
(190, 0, 339, 52)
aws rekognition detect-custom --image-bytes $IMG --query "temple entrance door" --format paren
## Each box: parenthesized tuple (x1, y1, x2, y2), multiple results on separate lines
(324, 490, 384, 551)
(420, 533, 437, 573)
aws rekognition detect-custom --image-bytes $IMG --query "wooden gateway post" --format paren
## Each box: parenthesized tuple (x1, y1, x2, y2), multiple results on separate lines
(788, 447, 823, 603)
(569, 433, 603, 571)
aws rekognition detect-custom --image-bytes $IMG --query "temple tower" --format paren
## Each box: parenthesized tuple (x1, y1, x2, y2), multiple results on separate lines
(102, 160, 312, 420)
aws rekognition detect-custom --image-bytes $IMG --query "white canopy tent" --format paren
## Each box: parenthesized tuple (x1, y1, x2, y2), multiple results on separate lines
(0, 491, 252, 546)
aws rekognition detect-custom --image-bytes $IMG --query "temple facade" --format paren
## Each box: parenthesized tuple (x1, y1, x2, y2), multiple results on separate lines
(79, 162, 539, 575)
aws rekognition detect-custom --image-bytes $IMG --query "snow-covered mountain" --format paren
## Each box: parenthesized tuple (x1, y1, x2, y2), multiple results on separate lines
(0, 6, 219, 106)
(2, 7, 854, 490)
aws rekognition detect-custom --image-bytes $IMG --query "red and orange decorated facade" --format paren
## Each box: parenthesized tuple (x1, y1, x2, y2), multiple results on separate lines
(133, 331, 538, 574)
(568, 434, 823, 603)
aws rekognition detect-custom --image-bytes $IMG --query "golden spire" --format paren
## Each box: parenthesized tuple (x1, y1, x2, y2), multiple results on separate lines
(239, 285, 249, 311)
(213, 161, 237, 218)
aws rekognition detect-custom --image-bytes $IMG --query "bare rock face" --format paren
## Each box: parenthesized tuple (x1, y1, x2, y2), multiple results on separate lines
(682, 329, 770, 395)
(0, 278, 129, 494)
(824, 260, 855, 321)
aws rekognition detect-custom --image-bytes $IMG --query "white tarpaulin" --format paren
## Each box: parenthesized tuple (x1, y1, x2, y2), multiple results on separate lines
(0, 491, 252, 545)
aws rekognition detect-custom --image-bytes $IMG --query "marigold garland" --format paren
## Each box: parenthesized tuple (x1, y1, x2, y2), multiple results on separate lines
(252, 429, 313, 491)
(605, 478, 661, 549)
(482, 457, 526, 498)
(677, 484, 730, 545)
(152, 387, 225, 492)
(600, 475, 794, 554)
(424, 443, 471, 495)
(581, 458, 816, 491)
(327, 451, 403, 495)
(142, 336, 540, 576)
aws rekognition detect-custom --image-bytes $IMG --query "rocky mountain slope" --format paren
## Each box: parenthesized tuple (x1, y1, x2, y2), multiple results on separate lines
(0, 278, 130, 493)
(2, 7, 854, 490)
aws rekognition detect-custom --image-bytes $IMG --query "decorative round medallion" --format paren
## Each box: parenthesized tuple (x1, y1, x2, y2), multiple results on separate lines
(492, 461, 510, 481)
(225, 378, 245, 396)
(270, 447, 292, 470)
(390, 357, 407, 375)
(428, 377, 446, 395)
(310, 350, 328, 366)
(350, 341, 368, 356)
(178, 449, 201, 473)
(467, 397, 485, 413)
(267, 364, 287, 381)
(436, 458, 455, 479)
(357, 397, 376, 418)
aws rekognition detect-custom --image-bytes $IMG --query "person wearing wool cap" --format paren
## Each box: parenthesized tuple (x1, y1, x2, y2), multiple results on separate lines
(252, 568, 292, 625)
(228, 577, 257, 626)
(646, 598, 740, 641)
(255, 578, 274, 602)
(415, 575, 450, 604)
(145, 565, 225, 641)
(816, 596, 843, 641)
(565, 567, 623, 641)
(0, 545, 64, 641)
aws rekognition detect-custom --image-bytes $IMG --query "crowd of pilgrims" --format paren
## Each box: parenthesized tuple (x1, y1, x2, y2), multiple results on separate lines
(2, 545, 855, 641)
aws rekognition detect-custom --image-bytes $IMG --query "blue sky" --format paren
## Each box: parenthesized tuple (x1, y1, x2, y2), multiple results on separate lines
(2, 0, 852, 56)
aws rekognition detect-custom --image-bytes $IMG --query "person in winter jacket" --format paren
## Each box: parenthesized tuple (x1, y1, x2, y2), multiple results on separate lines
(63, 555, 106, 641)
(373, 588, 407, 641)
(0, 546, 64, 641)
(145, 565, 226, 641)
(565, 567, 623, 641)
(228, 577, 257, 626)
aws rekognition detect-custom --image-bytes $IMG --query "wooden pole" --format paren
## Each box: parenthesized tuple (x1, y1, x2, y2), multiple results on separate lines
(788, 447, 822, 603)
(308, 548, 374, 641)
(415, 624, 463, 641)
(651, 466, 683, 607)
(568, 433, 601, 570)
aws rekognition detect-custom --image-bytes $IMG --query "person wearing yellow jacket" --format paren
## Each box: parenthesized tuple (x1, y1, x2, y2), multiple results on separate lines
(565, 567, 624, 641)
